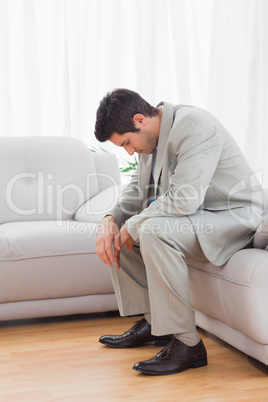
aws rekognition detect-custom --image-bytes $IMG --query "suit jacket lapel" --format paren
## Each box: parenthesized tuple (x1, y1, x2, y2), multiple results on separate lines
(139, 153, 153, 194)
(154, 102, 174, 190)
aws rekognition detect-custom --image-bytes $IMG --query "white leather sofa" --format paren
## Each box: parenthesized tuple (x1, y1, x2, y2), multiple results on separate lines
(188, 242, 268, 369)
(0, 136, 267, 369)
(0, 136, 120, 321)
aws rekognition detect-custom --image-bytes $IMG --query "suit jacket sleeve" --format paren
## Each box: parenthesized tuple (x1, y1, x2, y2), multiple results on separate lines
(108, 159, 142, 229)
(125, 114, 223, 241)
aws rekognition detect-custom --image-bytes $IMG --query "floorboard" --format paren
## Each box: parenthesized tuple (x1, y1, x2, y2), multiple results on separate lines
(0, 312, 267, 401)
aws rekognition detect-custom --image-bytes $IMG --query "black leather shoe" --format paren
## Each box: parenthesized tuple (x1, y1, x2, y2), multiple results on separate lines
(132, 336, 207, 375)
(99, 318, 172, 348)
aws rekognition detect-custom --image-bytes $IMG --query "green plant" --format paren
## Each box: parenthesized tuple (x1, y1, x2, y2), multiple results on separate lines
(89, 145, 108, 153)
(119, 154, 138, 175)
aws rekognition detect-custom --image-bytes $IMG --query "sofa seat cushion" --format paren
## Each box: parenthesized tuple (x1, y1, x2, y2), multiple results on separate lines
(0, 221, 98, 260)
(187, 248, 268, 345)
(253, 215, 268, 250)
(0, 221, 114, 303)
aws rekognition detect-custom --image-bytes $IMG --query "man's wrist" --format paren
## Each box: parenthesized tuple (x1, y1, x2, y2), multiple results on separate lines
(102, 215, 116, 224)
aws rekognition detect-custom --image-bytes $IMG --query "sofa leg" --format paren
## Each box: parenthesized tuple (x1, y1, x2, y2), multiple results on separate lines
(248, 356, 268, 374)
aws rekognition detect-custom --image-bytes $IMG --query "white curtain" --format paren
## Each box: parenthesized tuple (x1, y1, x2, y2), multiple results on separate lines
(0, 0, 267, 184)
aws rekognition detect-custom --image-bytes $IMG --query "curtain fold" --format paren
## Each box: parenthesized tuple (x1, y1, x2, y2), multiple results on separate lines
(244, 0, 268, 181)
(0, 0, 267, 184)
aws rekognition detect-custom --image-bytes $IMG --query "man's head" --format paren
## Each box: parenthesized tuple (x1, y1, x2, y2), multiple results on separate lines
(94, 88, 161, 155)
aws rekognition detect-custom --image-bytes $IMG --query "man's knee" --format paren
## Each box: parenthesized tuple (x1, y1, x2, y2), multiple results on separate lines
(139, 218, 166, 242)
(139, 217, 200, 257)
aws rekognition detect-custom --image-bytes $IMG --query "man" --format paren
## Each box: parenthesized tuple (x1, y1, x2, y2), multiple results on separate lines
(94, 88, 263, 375)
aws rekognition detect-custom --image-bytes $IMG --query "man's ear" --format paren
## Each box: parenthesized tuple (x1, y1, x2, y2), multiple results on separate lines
(133, 114, 147, 127)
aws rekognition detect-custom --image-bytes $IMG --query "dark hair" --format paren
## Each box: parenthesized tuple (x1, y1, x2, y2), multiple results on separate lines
(94, 88, 159, 142)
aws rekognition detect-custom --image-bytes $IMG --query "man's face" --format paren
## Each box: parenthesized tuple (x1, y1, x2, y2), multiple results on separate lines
(109, 113, 160, 155)
(109, 129, 158, 155)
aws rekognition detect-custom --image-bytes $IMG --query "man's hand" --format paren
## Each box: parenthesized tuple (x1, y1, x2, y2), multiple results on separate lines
(120, 225, 134, 251)
(96, 216, 120, 269)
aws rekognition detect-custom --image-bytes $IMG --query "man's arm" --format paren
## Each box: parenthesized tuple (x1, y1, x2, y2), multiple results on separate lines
(125, 115, 223, 241)
(108, 160, 142, 229)
(96, 157, 141, 269)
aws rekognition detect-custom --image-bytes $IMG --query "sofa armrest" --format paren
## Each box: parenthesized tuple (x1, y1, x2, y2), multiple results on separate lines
(74, 184, 122, 223)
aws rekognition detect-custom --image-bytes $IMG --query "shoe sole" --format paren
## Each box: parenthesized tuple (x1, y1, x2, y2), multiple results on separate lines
(132, 358, 208, 375)
(99, 339, 171, 348)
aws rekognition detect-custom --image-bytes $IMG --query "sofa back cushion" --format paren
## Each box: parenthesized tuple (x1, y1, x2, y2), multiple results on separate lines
(0, 137, 99, 223)
(93, 152, 121, 192)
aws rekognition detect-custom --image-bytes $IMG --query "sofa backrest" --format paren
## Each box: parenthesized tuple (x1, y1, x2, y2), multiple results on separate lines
(0, 137, 119, 223)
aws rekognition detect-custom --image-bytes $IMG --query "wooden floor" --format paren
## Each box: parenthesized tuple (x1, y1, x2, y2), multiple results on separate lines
(0, 312, 267, 402)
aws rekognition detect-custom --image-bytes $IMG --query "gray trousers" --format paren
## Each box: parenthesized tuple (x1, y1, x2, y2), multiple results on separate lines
(110, 217, 208, 336)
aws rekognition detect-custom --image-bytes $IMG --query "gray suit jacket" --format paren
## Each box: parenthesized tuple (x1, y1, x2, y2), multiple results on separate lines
(110, 102, 265, 265)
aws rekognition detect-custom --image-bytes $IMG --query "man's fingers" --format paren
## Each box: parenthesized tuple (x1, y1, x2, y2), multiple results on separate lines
(114, 249, 120, 270)
(98, 252, 111, 267)
(105, 239, 114, 262)
(114, 232, 121, 251)
(96, 241, 111, 267)
(127, 243, 133, 251)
